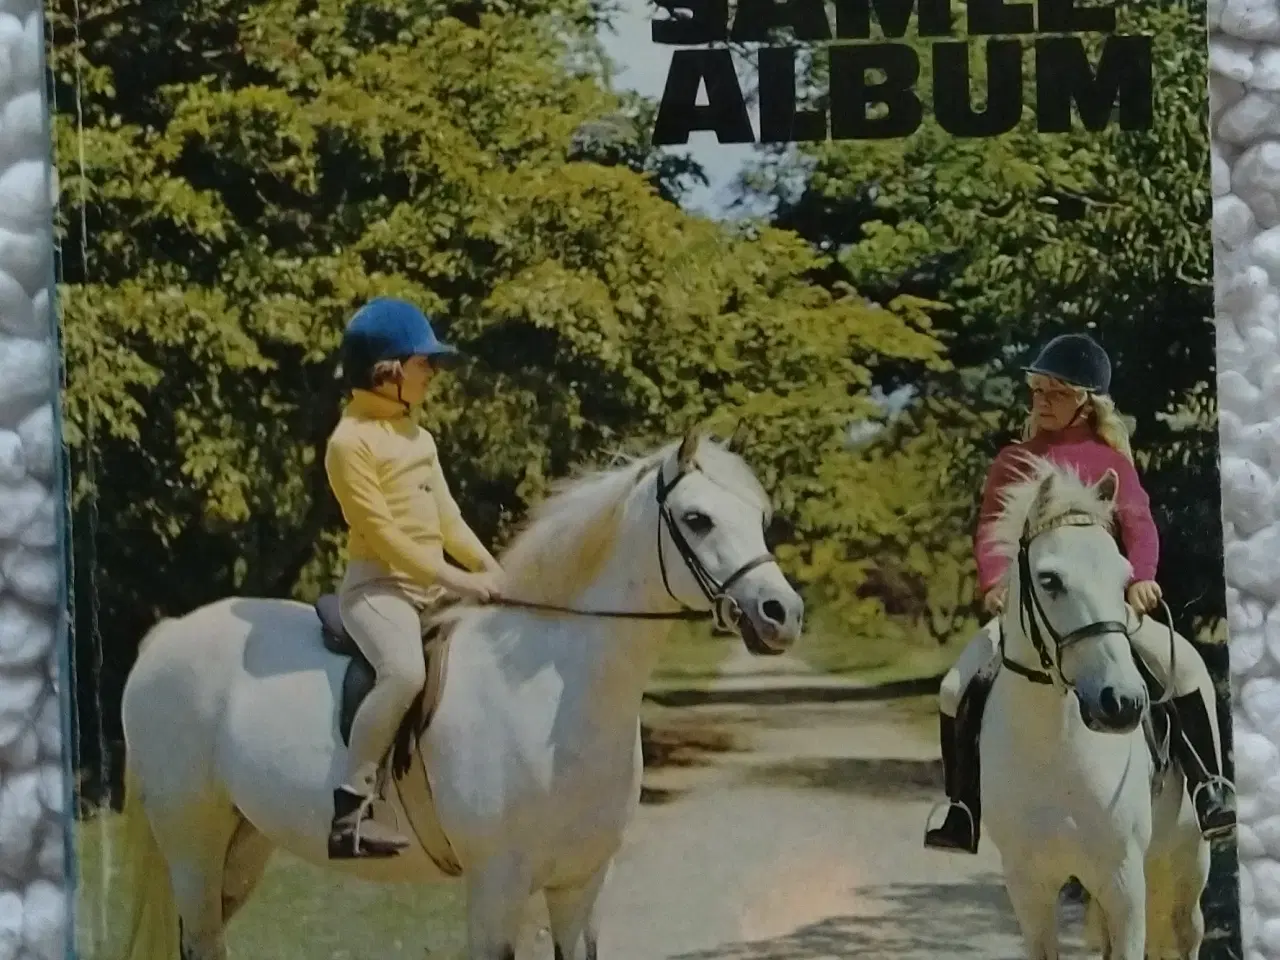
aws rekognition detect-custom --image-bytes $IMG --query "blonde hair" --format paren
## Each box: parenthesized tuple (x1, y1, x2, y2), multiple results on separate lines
(1022, 374, 1134, 463)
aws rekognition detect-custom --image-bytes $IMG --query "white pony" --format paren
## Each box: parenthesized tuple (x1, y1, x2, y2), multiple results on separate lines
(975, 458, 1210, 960)
(112, 427, 804, 960)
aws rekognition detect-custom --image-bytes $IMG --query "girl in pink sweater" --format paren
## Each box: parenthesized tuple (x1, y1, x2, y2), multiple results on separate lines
(923, 333, 1235, 855)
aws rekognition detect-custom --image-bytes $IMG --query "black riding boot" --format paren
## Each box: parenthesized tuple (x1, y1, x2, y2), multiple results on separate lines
(924, 712, 980, 854)
(1170, 692, 1236, 840)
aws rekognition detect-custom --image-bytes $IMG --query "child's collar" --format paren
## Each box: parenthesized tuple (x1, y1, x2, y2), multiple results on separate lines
(347, 388, 409, 419)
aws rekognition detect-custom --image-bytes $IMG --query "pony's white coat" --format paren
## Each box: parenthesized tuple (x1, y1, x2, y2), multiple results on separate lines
(113, 433, 803, 960)
(980, 458, 1211, 960)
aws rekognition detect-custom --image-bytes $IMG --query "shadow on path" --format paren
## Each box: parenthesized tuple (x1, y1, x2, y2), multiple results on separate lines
(669, 876, 1087, 960)
(744, 756, 941, 799)
(646, 674, 947, 708)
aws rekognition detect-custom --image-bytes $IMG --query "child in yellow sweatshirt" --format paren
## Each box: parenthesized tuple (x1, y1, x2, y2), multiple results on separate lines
(324, 297, 503, 859)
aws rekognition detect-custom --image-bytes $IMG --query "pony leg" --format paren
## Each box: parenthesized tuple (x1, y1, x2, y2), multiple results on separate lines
(466, 858, 533, 960)
(171, 862, 230, 960)
(1093, 856, 1147, 960)
(1002, 871, 1060, 960)
(1166, 840, 1210, 959)
(546, 860, 612, 960)
(1168, 885, 1205, 959)
(147, 797, 241, 960)
(221, 815, 274, 925)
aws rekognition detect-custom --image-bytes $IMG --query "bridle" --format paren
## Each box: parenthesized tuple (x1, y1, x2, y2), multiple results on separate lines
(1001, 510, 1174, 698)
(491, 459, 776, 633)
(653, 462, 777, 631)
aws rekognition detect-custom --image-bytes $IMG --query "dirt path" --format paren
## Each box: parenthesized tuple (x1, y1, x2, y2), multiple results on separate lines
(528, 699, 1090, 960)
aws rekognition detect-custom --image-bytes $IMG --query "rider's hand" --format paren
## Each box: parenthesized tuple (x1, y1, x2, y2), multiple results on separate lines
(460, 570, 504, 604)
(1126, 580, 1162, 615)
(982, 584, 1007, 616)
(435, 566, 502, 603)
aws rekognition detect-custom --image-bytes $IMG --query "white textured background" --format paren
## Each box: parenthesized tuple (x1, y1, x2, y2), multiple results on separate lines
(0, 0, 73, 958)
(0, 2, 1271, 959)
(1215, 0, 1280, 954)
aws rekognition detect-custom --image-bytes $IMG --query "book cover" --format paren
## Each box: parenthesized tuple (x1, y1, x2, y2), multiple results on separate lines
(38, 0, 1252, 958)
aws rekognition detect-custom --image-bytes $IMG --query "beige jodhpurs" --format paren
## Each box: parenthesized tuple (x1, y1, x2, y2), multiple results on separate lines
(338, 560, 448, 794)
(938, 609, 1220, 754)
(938, 619, 1001, 717)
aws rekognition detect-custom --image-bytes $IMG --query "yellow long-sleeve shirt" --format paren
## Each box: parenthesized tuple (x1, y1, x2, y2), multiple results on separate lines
(325, 389, 487, 596)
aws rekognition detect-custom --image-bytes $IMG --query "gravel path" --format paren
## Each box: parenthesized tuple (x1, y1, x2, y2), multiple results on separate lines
(542, 699, 1090, 960)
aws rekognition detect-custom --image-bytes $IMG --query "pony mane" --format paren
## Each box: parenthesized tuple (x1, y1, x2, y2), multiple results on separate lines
(986, 455, 1117, 570)
(496, 437, 769, 607)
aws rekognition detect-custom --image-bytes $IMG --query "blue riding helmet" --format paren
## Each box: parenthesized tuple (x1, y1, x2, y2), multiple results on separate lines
(340, 297, 460, 387)
(1023, 333, 1111, 395)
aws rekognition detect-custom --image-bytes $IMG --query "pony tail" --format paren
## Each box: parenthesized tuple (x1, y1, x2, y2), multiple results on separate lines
(1088, 393, 1135, 463)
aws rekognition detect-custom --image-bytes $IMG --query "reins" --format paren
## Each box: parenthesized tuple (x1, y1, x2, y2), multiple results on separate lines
(486, 598, 709, 622)
(480, 458, 776, 632)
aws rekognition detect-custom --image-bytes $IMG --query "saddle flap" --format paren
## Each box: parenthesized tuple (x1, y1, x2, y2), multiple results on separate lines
(315, 593, 355, 656)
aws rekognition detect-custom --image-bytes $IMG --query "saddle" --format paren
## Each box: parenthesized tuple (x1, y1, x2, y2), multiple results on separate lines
(314, 593, 454, 782)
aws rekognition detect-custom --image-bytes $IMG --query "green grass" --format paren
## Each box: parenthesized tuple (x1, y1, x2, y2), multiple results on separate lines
(652, 623, 736, 682)
(795, 623, 960, 683)
(69, 708, 738, 960)
(654, 609, 965, 687)
(74, 813, 467, 960)
(655, 607, 1228, 691)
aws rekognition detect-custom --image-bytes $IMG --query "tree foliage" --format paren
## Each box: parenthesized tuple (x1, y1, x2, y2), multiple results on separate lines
(740, 0, 1220, 638)
(50, 0, 941, 780)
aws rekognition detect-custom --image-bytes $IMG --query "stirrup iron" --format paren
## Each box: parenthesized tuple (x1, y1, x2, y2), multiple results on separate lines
(1189, 774, 1236, 839)
(924, 798, 975, 833)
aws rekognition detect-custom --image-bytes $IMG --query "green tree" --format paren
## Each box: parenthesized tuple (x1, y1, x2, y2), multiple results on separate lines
(50, 0, 942, 793)
(741, 0, 1219, 640)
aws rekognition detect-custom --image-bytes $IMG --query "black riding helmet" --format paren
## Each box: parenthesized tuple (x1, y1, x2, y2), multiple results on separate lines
(1023, 333, 1112, 395)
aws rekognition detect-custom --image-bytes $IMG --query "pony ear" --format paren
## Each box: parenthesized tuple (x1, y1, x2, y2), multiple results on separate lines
(726, 417, 749, 454)
(1029, 472, 1057, 527)
(678, 422, 706, 471)
(1093, 468, 1119, 504)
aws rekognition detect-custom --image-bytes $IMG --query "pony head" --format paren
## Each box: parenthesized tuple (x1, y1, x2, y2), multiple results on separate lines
(495, 423, 803, 655)
(654, 424, 804, 655)
(993, 457, 1148, 733)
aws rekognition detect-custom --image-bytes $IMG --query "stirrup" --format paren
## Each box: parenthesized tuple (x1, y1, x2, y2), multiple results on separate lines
(371, 757, 408, 834)
(331, 791, 403, 859)
(923, 798, 977, 849)
(351, 794, 375, 849)
(925, 798, 975, 828)
(1189, 775, 1236, 840)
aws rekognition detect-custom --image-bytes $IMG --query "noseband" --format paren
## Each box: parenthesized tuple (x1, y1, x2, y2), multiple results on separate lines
(655, 464, 776, 632)
(1001, 511, 1134, 689)
(492, 460, 777, 630)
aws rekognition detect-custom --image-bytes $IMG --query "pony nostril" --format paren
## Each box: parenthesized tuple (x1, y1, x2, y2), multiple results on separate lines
(1099, 687, 1120, 717)
(761, 599, 786, 626)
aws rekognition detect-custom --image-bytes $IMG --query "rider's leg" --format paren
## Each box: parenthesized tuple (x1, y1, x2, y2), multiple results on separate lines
(329, 580, 427, 859)
(1128, 612, 1235, 839)
(925, 617, 1001, 853)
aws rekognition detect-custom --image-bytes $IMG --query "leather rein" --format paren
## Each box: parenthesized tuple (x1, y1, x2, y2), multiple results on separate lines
(488, 461, 775, 633)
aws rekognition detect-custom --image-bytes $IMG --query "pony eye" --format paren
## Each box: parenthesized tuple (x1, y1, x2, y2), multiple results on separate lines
(682, 510, 714, 534)
(1038, 571, 1065, 595)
